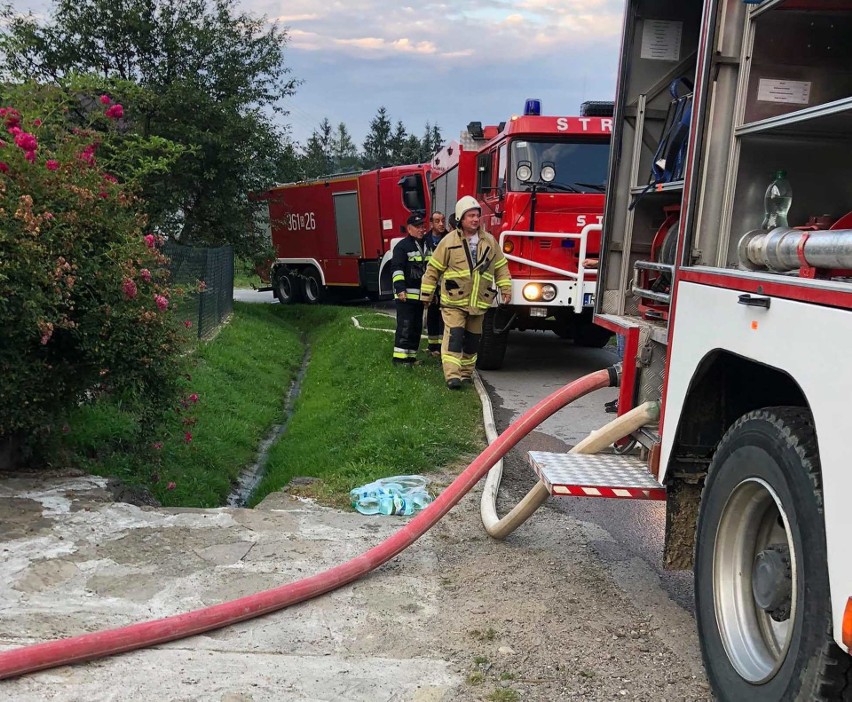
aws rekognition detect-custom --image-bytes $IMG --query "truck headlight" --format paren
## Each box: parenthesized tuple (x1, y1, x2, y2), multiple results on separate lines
(541, 284, 557, 301)
(522, 283, 541, 301)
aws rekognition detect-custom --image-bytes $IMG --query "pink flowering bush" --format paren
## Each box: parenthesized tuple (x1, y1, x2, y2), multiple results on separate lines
(0, 89, 188, 459)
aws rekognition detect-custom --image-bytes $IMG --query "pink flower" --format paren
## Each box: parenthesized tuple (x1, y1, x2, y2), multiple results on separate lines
(0, 109, 6, 117)
(140, 268, 151, 282)
(122, 278, 138, 299)
(184, 320, 192, 328)
(46, 159, 59, 171)
(61, 424, 70, 434)
(4, 109, 20, 128)
(14, 132, 37, 152)
(105, 104, 124, 120)
(24, 150, 36, 163)
(32, 118, 42, 127)
(0, 163, 8, 173)
(7, 126, 21, 136)
(189, 393, 199, 403)
(167, 481, 177, 490)
(103, 173, 118, 184)
(154, 294, 169, 310)
(183, 432, 192, 444)
(100, 95, 111, 105)
(144, 234, 156, 248)
(152, 441, 163, 450)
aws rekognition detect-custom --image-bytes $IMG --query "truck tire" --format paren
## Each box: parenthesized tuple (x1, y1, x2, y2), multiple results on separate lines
(273, 268, 300, 305)
(573, 321, 612, 348)
(476, 308, 509, 370)
(695, 407, 852, 701)
(302, 268, 326, 305)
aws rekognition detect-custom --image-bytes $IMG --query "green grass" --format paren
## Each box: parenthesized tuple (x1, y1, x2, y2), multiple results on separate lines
(250, 305, 483, 506)
(62, 302, 483, 510)
(63, 303, 303, 506)
(487, 690, 520, 702)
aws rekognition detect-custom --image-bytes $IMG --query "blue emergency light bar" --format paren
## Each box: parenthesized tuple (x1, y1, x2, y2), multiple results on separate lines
(524, 99, 542, 116)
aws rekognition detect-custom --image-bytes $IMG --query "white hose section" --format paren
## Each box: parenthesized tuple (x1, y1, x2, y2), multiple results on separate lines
(474, 375, 660, 540)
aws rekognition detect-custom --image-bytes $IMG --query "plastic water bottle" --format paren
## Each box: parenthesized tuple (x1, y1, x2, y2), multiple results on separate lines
(350, 476, 433, 516)
(762, 170, 792, 230)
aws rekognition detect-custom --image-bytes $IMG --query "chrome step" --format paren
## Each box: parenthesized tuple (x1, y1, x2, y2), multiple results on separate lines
(528, 451, 666, 500)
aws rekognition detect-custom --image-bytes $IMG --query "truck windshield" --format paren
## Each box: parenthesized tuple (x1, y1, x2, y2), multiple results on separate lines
(509, 140, 610, 194)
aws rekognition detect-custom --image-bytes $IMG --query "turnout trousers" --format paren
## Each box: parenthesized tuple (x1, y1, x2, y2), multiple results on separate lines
(426, 301, 443, 353)
(440, 308, 483, 381)
(393, 300, 423, 363)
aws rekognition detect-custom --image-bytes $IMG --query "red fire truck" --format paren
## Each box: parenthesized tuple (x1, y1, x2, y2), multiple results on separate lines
(430, 103, 614, 369)
(526, 1, 852, 698)
(258, 166, 430, 303)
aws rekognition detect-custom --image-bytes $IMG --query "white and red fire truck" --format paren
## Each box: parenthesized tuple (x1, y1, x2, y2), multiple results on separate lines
(257, 165, 430, 303)
(526, 1, 852, 699)
(430, 103, 614, 369)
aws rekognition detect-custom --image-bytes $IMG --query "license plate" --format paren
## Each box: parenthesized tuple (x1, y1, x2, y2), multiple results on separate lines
(530, 307, 548, 318)
(583, 293, 594, 306)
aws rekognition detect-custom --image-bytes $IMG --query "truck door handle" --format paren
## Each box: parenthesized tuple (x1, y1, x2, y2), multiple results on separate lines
(738, 294, 771, 309)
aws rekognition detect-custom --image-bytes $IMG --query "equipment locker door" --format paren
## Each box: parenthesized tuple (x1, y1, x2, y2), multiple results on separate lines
(333, 191, 362, 257)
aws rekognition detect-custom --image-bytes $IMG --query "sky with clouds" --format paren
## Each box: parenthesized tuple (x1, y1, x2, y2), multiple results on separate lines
(12, 0, 626, 150)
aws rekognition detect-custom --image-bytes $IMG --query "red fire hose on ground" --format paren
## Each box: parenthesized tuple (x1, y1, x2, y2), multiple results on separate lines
(0, 366, 618, 681)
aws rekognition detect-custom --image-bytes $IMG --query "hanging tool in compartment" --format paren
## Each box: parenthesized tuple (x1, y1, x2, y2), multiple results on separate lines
(632, 205, 680, 321)
(629, 78, 694, 211)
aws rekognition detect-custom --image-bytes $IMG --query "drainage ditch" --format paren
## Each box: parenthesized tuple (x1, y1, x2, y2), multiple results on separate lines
(226, 342, 311, 507)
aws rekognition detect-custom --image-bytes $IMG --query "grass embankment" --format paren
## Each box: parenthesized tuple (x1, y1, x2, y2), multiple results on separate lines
(65, 303, 483, 508)
(63, 303, 303, 506)
(250, 306, 483, 507)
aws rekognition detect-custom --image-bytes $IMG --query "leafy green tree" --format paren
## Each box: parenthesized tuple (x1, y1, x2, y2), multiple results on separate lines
(362, 106, 392, 169)
(0, 0, 299, 258)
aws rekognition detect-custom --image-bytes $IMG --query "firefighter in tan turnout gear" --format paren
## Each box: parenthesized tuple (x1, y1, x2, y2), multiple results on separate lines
(421, 196, 512, 389)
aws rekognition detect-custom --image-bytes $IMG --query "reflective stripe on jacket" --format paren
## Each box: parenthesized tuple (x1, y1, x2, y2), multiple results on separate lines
(391, 235, 433, 297)
(420, 228, 511, 314)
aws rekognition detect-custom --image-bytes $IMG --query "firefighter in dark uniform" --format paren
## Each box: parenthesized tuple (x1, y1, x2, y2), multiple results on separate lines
(420, 196, 512, 388)
(425, 211, 448, 356)
(391, 213, 432, 364)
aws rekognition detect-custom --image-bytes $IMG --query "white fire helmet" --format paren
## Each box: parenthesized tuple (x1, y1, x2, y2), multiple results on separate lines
(454, 195, 481, 223)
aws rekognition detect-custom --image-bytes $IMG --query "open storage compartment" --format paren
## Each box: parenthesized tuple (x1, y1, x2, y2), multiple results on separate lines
(600, 0, 705, 317)
(690, 0, 852, 275)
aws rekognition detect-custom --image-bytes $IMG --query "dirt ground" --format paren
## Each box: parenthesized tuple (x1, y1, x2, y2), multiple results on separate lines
(0, 461, 711, 701)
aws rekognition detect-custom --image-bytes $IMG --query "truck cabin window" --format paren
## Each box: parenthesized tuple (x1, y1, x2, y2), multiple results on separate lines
(509, 140, 609, 194)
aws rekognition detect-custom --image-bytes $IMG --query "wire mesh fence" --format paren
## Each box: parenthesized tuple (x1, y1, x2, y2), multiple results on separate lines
(162, 242, 234, 340)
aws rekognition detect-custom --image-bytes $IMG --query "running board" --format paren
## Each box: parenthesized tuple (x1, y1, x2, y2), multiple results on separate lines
(528, 451, 666, 500)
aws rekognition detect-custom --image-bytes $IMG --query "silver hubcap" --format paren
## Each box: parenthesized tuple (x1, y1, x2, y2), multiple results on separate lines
(277, 276, 292, 301)
(305, 277, 319, 302)
(713, 477, 796, 683)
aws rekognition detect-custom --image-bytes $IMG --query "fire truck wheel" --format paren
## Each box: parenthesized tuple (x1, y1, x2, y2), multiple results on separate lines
(572, 321, 612, 348)
(476, 308, 508, 370)
(695, 407, 851, 701)
(301, 268, 326, 305)
(273, 269, 300, 305)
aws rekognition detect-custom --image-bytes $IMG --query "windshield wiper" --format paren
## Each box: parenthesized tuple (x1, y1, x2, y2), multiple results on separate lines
(540, 182, 581, 194)
(572, 182, 606, 193)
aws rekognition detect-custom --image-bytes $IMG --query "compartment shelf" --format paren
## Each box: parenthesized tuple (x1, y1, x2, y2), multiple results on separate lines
(736, 97, 852, 137)
(750, 1, 852, 19)
(629, 180, 684, 196)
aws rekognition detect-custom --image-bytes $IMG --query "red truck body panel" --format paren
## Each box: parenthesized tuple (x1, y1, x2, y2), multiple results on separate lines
(259, 165, 430, 291)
